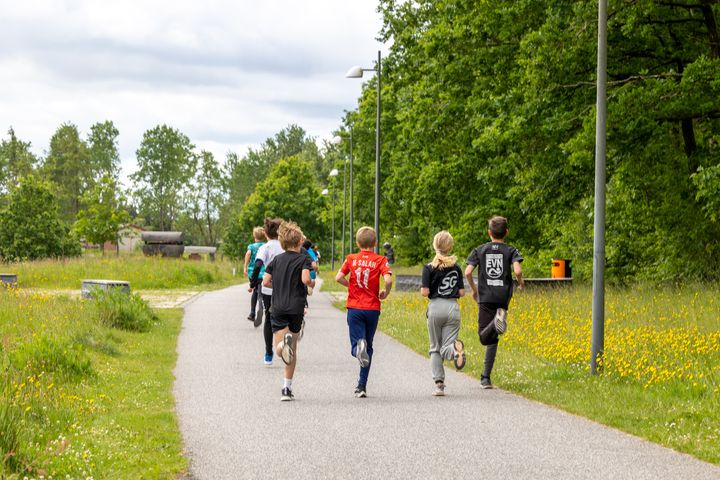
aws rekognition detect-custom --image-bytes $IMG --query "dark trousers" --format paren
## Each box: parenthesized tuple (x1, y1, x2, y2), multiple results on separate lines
(250, 286, 260, 316)
(478, 302, 506, 377)
(262, 293, 273, 356)
(347, 308, 380, 386)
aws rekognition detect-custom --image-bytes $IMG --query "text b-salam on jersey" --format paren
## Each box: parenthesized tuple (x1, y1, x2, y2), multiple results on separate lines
(340, 251, 392, 311)
(467, 242, 523, 306)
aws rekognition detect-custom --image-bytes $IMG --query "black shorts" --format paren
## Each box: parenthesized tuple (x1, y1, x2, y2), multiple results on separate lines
(271, 312, 303, 334)
(478, 302, 507, 346)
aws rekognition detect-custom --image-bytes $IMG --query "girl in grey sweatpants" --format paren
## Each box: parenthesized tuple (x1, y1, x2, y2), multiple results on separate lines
(421, 231, 466, 396)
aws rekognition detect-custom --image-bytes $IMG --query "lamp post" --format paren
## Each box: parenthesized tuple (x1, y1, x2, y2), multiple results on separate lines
(346, 50, 381, 253)
(331, 135, 348, 259)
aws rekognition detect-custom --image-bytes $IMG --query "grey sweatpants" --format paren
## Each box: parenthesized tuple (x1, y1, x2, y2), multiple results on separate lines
(427, 297, 461, 382)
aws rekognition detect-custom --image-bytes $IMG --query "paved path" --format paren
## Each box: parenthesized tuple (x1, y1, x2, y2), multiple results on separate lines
(174, 285, 720, 479)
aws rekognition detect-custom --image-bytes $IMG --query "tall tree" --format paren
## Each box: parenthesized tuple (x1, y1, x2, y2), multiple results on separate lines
(0, 127, 37, 195)
(87, 120, 121, 181)
(74, 174, 130, 254)
(131, 125, 196, 231)
(180, 150, 225, 245)
(42, 123, 91, 222)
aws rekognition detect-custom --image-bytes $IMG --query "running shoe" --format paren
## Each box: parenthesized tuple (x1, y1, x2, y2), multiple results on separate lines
(281, 333, 294, 365)
(494, 308, 507, 335)
(281, 387, 294, 401)
(354, 385, 367, 398)
(254, 308, 263, 328)
(453, 339, 466, 370)
(298, 319, 306, 342)
(356, 338, 370, 367)
(247, 314, 254, 322)
(263, 354, 273, 366)
(432, 382, 446, 396)
(480, 376, 493, 389)
(307, 286, 313, 296)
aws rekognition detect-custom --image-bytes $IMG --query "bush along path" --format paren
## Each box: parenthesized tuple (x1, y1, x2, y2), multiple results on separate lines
(0, 287, 187, 479)
(174, 285, 720, 480)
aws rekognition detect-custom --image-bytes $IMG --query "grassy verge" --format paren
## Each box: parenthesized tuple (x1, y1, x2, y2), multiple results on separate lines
(0, 288, 186, 479)
(377, 285, 720, 464)
(318, 270, 345, 292)
(8, 254, 242, 290)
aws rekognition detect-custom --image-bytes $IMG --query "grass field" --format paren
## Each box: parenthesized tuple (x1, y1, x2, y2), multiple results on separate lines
(7, 254, 242, 290)
(0, 286, 187, 478)
(376, 284, 719, 464)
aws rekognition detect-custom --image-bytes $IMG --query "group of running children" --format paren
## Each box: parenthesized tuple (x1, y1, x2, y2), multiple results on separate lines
(244, 216, 524, 401)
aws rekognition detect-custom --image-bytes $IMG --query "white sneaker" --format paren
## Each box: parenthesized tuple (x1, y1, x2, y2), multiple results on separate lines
(280, 333, 294, 365)
(494, 308, 507, 335)
(356, 338, 370, 367)
(307, 286, 313, 296)
(432, 382, 445, 396)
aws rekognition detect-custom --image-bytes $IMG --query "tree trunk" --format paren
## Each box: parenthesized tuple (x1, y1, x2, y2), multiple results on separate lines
(702, 1, 720, 59)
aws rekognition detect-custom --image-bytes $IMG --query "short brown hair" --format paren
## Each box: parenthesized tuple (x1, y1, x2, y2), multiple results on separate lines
(253, 227, 266, 242)
(263, 218, 283, 239)
(279, 221, 304, 250)
(356, 226, 377, 249)
(488, 216, 508, 239)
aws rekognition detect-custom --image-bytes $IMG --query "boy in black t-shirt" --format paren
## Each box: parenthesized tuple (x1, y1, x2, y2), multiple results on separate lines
(465, 216, 525, 389)
(262, 221, 315, 401)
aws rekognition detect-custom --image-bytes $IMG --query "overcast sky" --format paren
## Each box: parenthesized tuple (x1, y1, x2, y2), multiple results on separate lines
(0, 0, 386, 183)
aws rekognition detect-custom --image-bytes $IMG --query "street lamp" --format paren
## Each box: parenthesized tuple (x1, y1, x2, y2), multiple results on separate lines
(346, 50, 381, 253)
(332, 135, 349, 259)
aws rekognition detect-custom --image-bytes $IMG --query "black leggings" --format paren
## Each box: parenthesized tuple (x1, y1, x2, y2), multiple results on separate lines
(262, 293, 273, 356)
(250, 287, 260, 316)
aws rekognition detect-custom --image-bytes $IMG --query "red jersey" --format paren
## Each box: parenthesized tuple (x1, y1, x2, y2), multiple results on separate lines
(340, 251, 392, 311)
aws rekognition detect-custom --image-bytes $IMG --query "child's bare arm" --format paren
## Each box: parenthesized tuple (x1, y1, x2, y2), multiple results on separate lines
(379, 273, 393, 300)
(464, 265, 478, 301)
(243, 250, 251, 277)
(302, 269, 315, 288)
(335, 270, 349, 287)
(420, 287, 430, 297)
(513, 261, 524, 289)
(262, 273, 272, 289)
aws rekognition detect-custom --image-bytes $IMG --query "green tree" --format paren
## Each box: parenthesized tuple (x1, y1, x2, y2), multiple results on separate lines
(224, 155, 326, 259)
(42, 123, 92, 222)
(131, 125, 197, 231)
(0, 176, 81, 261)
(74, 175, 131, 254)
(179, 150, 225, 245)
(87, 120, 121, 180)
(0, 127, 37, 196)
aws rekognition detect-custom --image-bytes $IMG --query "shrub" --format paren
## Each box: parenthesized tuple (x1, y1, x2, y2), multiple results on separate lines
(10, 335, 92, 382)
(92, 289, 158, 332)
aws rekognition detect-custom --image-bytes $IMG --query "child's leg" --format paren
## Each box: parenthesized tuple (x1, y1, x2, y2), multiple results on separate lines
(262, 293, 273, 356)
(483, 343, 498, 378)
(346, 309, 365, 358)
(426, 300, 446, 383)
(439, 301, 461, 362)
(250, 287, 259, 316)
(273, 328, 299, 379)
(359, 310, 380, 386)
(477, 303, 499, 346)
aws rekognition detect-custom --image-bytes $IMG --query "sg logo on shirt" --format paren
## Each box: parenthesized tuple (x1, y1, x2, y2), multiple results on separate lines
(438, 271, 459, 296)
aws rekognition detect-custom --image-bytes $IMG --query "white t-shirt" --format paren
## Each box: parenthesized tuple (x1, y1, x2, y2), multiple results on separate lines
(255, 239, 284, 295)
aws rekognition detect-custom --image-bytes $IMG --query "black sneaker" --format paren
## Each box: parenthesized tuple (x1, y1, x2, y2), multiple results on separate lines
(480, 376, 493, 389)
(354, 385, 367, 398)
(494, 308, 507, 335)
(247, 314, 254, 322)
(356, 338, 370, 368)
(280, 333, 294, 365)
(254, 308, 263, 328)
(281, 387, 294, 401)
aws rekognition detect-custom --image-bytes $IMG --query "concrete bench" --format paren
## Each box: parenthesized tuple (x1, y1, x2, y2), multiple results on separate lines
(185, 246, 217, 261)
(81, 279, 131, 299)
(0, 274, 17, 287)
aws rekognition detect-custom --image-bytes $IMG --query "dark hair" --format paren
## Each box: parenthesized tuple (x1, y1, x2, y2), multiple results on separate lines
(488, 216, 508, 239)
(302, 239, 313, 250)
(263, 217, 283, 239)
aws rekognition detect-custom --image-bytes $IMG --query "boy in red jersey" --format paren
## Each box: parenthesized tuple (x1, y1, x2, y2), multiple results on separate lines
(335, 226, 393, 398)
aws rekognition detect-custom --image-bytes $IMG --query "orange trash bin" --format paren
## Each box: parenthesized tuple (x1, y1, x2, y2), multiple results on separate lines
(551, 259, 572, 278)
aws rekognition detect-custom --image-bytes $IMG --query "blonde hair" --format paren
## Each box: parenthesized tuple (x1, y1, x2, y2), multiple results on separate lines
(278, 221, 304, 250)
(431, 231, 457, 269)
(356, 226, 377, 249)
(253, 227, 266, 242)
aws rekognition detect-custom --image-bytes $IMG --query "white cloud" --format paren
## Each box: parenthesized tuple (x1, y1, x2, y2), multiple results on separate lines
(0, 0, 386, 183)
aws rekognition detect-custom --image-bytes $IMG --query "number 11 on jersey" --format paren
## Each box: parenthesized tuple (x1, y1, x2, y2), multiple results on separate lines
(354, 267, 370, 289)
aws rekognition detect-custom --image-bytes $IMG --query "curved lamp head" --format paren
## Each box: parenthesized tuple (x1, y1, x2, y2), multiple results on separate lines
(329, 169, 339, 177)
(321, 188, 329, 195)
(345, 65, 364, 78)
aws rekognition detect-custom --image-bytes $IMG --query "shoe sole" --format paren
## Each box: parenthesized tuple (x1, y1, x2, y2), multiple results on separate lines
(356, 339, 370, 368)
(264, 359, 272, 366)
(494, 308, 507, 335)
(281, 333, 294, 365)
(453, 339, 466, 370)
(355, 390, 367, 398)
(280, 395, 294, 401)
(254, 308, 263, 328)
(298, 319, 305, 342)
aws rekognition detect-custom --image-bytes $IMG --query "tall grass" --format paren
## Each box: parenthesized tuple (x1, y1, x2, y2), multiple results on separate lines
(8, 254, 241, 290)
(379, 284, 720, 463)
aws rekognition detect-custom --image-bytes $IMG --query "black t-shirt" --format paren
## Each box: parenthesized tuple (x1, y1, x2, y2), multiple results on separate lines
(466, 242, 523, 306)
(265, 251, 313, 316)
(421, 263, 465, 299)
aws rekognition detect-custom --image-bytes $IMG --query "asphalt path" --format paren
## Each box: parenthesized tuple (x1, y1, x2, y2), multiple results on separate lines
(174, 284, 720, 479)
